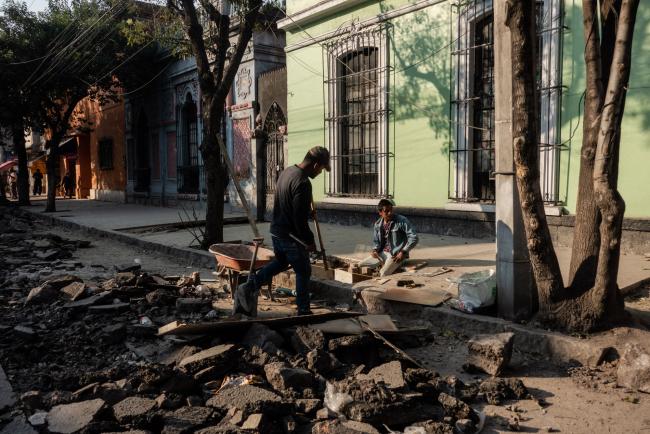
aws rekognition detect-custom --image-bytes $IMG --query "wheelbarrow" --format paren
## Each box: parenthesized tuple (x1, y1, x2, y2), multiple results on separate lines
(209, 242, 275, 300)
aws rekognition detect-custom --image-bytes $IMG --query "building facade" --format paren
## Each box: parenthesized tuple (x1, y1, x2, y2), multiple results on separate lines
(278, 0, 650, 245)
(122, 24, 287, 217)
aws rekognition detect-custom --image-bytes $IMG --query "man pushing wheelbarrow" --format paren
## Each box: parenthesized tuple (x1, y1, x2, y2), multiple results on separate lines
(234, 146, 330, 317)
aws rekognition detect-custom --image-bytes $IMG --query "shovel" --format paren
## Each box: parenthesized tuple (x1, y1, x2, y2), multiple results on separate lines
(233, 237, 264, 317)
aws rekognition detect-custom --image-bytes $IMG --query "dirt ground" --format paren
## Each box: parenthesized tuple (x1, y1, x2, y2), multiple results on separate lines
(45, 223, 650, 433)
(407, 325, 650, 433)
(3, 211, 650, 433)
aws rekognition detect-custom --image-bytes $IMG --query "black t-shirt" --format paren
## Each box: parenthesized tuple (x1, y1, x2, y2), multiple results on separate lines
(270, 165, 314, 246)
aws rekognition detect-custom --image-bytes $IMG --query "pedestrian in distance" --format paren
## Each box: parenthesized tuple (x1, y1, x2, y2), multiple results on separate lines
(62, 171, 74, 199)
(32, 168, 43, 195)
(358, 199, 419, 277)
(234, 146, 331, 317)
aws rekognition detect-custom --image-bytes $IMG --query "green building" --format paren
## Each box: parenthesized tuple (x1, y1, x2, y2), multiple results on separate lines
(277, 0, 650, 244)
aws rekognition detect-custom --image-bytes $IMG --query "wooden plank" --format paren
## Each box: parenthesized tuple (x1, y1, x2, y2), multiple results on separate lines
(158, 311, 363, 336)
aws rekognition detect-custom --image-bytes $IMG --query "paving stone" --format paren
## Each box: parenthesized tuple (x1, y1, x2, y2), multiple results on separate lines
(264, 362, 313, 392)
(46, 398, 105, 433)
(357, 360, 406, 389)
(60, 282, 86, 301)
(616, 343, 650, 393)
(113, 396, 156, 424)
(205, 385, 286, 416)
(177, 344, 235, 373)
(464, 332, 515, 376)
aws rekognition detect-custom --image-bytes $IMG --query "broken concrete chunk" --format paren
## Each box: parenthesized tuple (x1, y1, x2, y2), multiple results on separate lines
(616, 343, 650, 393)
(176, 298, 212, 313)
(241, 413, 267, 431)
(357, 360, 406, 389)
(162, 406, 213, 433)
(264, 362, 314, 392)
(312, 420, 380, 434)
(295, 398, 321, 416)
(177, 344, 235, 374)
(0, 415, 37, 434)
(63, 291, 113, 309)
(242, 323, 284, 354)
(291, 326, 326, 354)
(26, 283, 59, 304)
(0, 366, 15, 411)
(464, 332, 514, 376)
(27, 412, 47, 427)
(60, 282, 86, 301)
(437, 393, 479, 424)
(46, 398, 105, 434)
(113, 396, 156, 424)
(307, 349, 341, 374)
(206, 385, 286, 416)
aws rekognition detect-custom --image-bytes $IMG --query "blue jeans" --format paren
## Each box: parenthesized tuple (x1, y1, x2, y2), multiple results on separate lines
(252, 236, 312, 312)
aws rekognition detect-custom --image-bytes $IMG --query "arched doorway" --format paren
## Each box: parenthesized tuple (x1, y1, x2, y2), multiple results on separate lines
(135, 110, 150, 192)
(178, 93, 200, 195)
(263, 102, 286, 197)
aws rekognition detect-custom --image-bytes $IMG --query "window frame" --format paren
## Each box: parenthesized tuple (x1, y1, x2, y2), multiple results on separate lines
(324, 24, 391, 199)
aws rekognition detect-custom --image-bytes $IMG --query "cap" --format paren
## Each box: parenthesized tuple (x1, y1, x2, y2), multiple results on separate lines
(308, 146, 331, 171)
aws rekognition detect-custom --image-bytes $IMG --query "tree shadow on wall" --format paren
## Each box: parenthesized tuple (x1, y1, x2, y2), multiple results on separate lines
(379, 2, 452, 156)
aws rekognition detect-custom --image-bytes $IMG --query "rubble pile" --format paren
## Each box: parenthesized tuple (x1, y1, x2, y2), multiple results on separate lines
(0, 210, 532, 433)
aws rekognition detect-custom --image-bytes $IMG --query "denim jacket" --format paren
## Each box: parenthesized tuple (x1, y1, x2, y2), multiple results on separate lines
(372, 214, 419, 257)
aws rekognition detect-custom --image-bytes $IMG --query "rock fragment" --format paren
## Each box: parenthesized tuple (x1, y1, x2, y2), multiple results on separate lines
(616, 343, 650, 393)
(46, 398, 105, 434)
(177, 344, 235, 374)
(206, 385, 286, 416)
(358, 360, 406, 389)
(264, 362, 313, 392)
(464, 332, 514, 376)
(112, 396, 156, 424)
(291, 326, 326, 354)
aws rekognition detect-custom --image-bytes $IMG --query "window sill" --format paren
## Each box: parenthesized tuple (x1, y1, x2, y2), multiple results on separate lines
(321, 197, 382, 206)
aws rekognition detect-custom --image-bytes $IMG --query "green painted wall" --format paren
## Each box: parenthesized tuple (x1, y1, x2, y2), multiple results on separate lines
(286, 0, 650, 217)
(561, 0, 650, 217)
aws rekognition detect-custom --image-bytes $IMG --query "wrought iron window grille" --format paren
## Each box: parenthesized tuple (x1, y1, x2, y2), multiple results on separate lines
(323, 23, 394, 199)
(449, 0, 568, 206)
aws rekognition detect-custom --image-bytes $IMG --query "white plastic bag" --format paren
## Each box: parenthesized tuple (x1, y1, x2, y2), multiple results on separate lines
(448, 269, 496, 313)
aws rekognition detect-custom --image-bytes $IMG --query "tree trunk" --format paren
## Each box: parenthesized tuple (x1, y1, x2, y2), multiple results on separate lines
(201, 102, 226, 248)
(590, 0, 639, 326)
(568, 0, 603, 291)
(45, 142, 58, 213)
(12, 125, 31, 206)
(507, 0, 565, 311)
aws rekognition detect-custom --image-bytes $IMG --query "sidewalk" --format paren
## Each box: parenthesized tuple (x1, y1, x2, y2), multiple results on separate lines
(22, 197, 650, 291)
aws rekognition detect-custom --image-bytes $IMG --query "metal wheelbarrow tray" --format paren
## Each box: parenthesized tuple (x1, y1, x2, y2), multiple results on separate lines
(209, 243, 274, 272)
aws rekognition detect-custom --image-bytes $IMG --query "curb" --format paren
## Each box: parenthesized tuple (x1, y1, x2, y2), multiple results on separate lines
(19, 208, 216, 270)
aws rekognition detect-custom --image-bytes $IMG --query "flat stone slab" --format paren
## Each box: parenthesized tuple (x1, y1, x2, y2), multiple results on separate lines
(177, 344, 234, 373)
(357, 360, 406, 389)
(113, 396, 156, 423)
(206, 385, 285, 416)
(0, 366, 16, 411)
(63, 291, 112, 309)
(47, 398, 105, 434)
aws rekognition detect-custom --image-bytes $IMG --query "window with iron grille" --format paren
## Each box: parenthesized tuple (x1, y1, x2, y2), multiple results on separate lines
(98, 138, 113, 170)
(324, 24, 392, 198)
(450, 0, 566, 205)
(177, 94, 200, 194)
